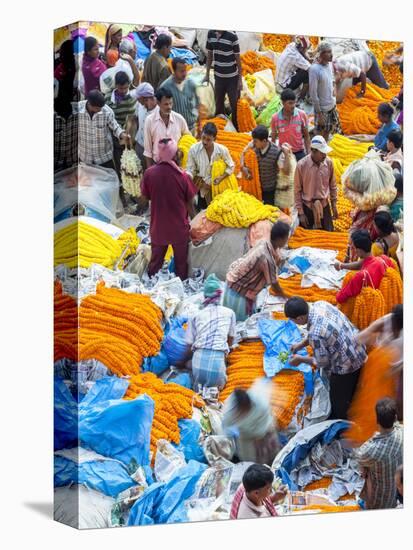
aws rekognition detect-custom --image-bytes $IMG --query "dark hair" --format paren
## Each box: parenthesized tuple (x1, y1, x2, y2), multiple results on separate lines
(172, 57, 186, 71)
(399, 61, 403, 75)
(155, 87, 173, 102)
(387, 129, 403, 149)
(242, 464, 274, 493)
(391, 304, 403, 333)
(280, 88, 296, 102)
(59, 40, 75, 66)
(84, 36, 98, 55)
(351, 229, 372, 253)
(375, 397, 397, 429)
(378, 102, 394, 118)
(394, 172, 403, 194)
(252, 125, 269, 141)
(86, 89, 105, 108)
(284, 297, 309, 319)
(154, 33, 172, 50)
(374, 211, 395, 236)
(271, 221, 290, 242)
(202, 122, 218, 138)
(233, 389, 251, 410)
(115, 70, 130, 86)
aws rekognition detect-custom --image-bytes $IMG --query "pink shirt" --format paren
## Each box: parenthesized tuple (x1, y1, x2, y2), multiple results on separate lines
(81, 54, 107, 96)
(143, 106, 190, 162)
(294, 154, 337, 214)
(271, 108, 308, 152)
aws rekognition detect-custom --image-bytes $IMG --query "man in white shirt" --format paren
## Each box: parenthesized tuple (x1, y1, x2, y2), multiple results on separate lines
(134, 82, 157, 167)
(334, 49, 388, 100)
(275, 36, 312, 100)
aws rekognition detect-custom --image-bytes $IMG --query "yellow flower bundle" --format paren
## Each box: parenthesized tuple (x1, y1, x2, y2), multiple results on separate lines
(367, 40, 403, 89)
(77, 282, 163, 376)
(346, 347, 397, 445)
(262, 34, 292, 53)
(333, 183, 354, 232)
(329, 134, 373, 178)
(210, 158, 239, 199)
(54, 221, 139, 269)
(288, 226, 349, 254)
(237, 98, 257, 133)
(270, 274, 338, 305)
(338, 272, 386, 330)
(206, 189, 279, 228)
(54, 281, 78, 363)
(241, 51, 275, 76)
(124, 372, 204, 454)
(245, 74, 256, 93)
(178, 134, 198, 169)
(378, 267, 403, 315)
(337, 83, 398, 135)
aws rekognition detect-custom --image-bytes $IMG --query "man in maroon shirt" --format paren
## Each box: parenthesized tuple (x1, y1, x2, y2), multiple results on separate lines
(141, 138, 197, 280)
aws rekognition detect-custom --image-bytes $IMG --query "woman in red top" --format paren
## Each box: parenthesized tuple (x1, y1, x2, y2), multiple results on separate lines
(335, 229, 393, 304)
(105, 24, 123, 67)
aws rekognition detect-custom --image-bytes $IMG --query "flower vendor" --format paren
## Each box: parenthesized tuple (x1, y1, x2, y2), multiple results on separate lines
(81, 36, 107, 97)
(271, 88, 311, 162)
(240, 125, 293, 207)
(140, 138, 197, 280)
(186, 122, 235, 209)
(383, 129, 403, 173)
(275, 35, 312, 100)
(135, 83, 157, 166)
(230, 464, 287, 520)
(374, 102, 400, 152)
(104, 23, 123, 67)
(223, 221, 290, 321)
(294, 135, 338, 231)
(222, 379, 281, 465)
(355, 398, 403, 510)
(335, 229, 394, 304)
(285, 297, 367, 420)
(371, 211, 400, 261)
(185, 273, 236, 391)
(142, 33, 172, 91)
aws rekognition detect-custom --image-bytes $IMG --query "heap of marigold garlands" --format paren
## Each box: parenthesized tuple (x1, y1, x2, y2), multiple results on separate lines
(270, 274, 338, 305)
(241, 51, 275, 76)
(178, 134, 197, 169)
(124, 372, 204, 455)
(367, 40, 403, 89)
(219, 341, 305, 431)
(296, 504, 360, 514)
(337, 83, 398, 135)
(338, 263, 402, 329)
(304, 477, 358, 502)
(206, 189, 280, 228)
(54, 281, 164, 377)
(346, 347, 397, 446)
(289, 227, 348, 257)
(262, 34, 319, 53)
(54, 280, 78, 363)
(237, 98, 257, 133)
(54, 221, 139, 269)
(210, 159, 239, 199)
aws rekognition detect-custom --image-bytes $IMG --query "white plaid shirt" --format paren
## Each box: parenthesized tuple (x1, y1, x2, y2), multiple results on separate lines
(78, 100, 123, 165)
(186, 304, 236, 352)
(275, 42, 311, 88)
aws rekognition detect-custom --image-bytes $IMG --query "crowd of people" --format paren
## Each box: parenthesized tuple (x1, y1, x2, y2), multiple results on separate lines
(54, 25, 404, 518)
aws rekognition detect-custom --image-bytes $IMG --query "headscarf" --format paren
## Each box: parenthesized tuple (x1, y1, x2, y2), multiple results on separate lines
(294, 35, 311, 50)
(202, 273, 222, 307)
(105, 23, 123, 53)
(136, 82, 155, 98)
(157, 138, 183, 174)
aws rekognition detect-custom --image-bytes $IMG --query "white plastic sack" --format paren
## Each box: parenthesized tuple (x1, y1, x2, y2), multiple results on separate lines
(100, 59, 134, 95)
(187, 67, 216, 118)
(170, 27, 197, 48)
(54, 485, 114, 529)
(154, 439, 187, 483)
(250, 69, 276, 106)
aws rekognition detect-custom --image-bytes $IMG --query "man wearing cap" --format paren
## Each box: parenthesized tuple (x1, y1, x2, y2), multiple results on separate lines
(275, 36, 312, 100)
(185, 273, 236, 391)
(309, 41, 342, 140)
(135, 82, 157, 167)
(141, 138, 197, 280)
(294, 136, 338, 231)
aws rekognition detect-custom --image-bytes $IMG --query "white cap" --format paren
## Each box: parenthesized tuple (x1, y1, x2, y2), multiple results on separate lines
(311, 135, 333, 154)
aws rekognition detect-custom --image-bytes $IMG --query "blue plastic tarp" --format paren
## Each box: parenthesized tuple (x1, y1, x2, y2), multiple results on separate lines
(166, 372, 192, 389)
(258, 319, 314, 395)
(163, 316, 188, 366)
(173, 419, 207, 463)
(54, 453, 136, 498)
(142, 347, 169, 376)
(54, 377, 154, 468)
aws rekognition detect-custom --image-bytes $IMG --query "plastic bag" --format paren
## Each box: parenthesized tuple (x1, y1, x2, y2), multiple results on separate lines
(173, 419, 207, 463)
(54, 164, 120, 223)
(54, 379, 79, 450)
(54, 447, 136, 498)
(251, 69, 276, 106)
(187, 67, 216, 118)
(154, 440, 187, 483)
(190, 211, 223, 245)
(256, 93, 282, 127)
(54, 485, 114, 529)
(166, 371, 192, 389)
(343, 149, 397, 211)
(100, 59, 134, 94)
(163, 316, 189, 366)
(142, 346, 170, 376)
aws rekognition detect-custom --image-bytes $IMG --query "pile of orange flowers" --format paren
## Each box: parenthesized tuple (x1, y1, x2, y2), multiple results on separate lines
(124, 372, 204, 455)
(289, 226, 348, 254)
(379, 266, 403, 314)
(297, 504, 360, 513)
(368, 40, 403, 89)
(237, 98, 257, 132)
(201, 116, 228, 132)
(334, 184, 354, 232)
(242, 148, 262, 199)
(346, 347, 397, 445)
(304, 477, 356, 502)
(337, 83, 398, 135)
(54, 281, 78, 363)
(241, 51, 275, 75)
(270, 274, 338, 305)
(219, 341, 306, 431)
(262, 34, 291, 53)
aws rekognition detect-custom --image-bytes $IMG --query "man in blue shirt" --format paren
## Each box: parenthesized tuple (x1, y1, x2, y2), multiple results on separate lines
(374, 102, 400, 151)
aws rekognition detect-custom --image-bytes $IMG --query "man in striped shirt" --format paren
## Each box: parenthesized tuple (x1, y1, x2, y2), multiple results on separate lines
(204, 30, 242, 130)
(161, 58, 200, 133)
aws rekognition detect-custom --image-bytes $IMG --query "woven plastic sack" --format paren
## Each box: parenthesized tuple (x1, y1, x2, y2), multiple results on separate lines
(256, 93, 282, 127)
(343, 149, 397, 211)
(190, 211, 223, 244)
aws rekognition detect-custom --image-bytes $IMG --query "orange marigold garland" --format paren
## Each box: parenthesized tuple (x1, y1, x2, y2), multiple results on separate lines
(378, 267, 403, 314)
(241, 51, 275, 76)
(289, 226, 349, 253)
(237, 98, 257, 132)
(270, 274, 338, 305)
(54, 281, 78, 363)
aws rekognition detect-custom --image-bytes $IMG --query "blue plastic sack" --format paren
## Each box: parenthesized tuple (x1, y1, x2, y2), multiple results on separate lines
(54, 453, 136, 498)
(163, 316, 189, 366)
(166, 372, 192, 389)
(258, 319, 314, 395)
(130, 32, 151, 61)
(142, 347, 169, 376)
(289, 256, 311, 273)
(173, 419, 207, 463)
(169, 47, 199, 65)
(54, 377, 155, 467)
